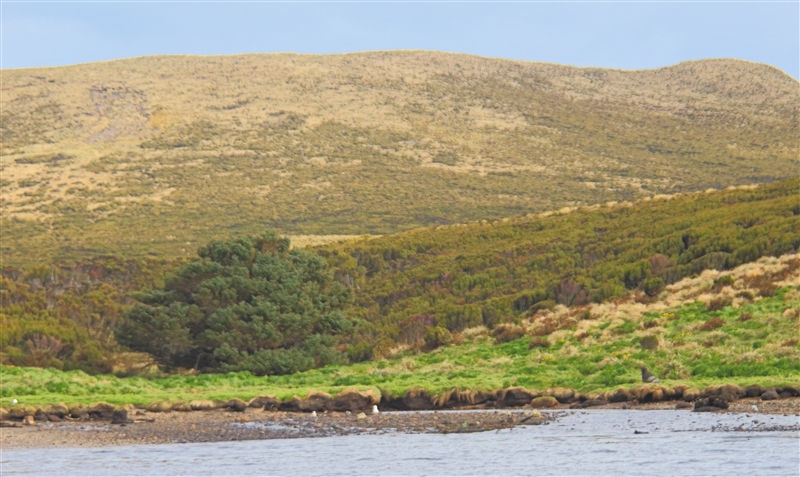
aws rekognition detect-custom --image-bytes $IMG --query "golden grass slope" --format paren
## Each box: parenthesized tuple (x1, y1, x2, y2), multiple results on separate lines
(1, 52, 798, 266)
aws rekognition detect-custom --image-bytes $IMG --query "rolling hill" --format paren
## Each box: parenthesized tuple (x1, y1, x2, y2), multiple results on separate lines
(1, 52, 798, 266)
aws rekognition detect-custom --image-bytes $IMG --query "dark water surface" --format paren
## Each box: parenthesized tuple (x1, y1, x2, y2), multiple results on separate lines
(3, 410, 798, 476)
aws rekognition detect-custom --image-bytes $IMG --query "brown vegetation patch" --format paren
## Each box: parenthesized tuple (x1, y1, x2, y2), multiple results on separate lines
(706, 297, 732, 312)
(528, 338, 550, 349)
(738, 312, 753, 322)
(698, 317, 725, 331)
(639, 336, 659, 350)
(736, 290, 755, 300)
(493, 324, 526, 344)
(531, 323, 555, 337)
(758, 284, 778, 297)
(642, 319, 660, 329)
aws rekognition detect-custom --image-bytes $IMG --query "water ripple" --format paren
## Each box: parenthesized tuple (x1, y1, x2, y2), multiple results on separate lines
(3, 410, 798, 476)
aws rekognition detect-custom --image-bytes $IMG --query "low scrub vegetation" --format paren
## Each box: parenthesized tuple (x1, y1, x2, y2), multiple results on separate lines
(1, 281, 798, 407)
(1, 182, 798, 374)
(319, 180, 799, 361)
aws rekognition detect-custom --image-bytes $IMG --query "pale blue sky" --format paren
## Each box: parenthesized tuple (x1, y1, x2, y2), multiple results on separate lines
(2, 2, 798, 78)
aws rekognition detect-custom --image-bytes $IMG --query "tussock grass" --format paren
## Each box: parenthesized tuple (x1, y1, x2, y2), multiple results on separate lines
(2, 282, 797, 407)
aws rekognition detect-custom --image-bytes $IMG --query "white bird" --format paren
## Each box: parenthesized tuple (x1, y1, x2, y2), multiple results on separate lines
(311, 411, 317, 417)
(372, 405, 379, 415)
(11, 399, 18, 405)
(751, 405, 758, 412)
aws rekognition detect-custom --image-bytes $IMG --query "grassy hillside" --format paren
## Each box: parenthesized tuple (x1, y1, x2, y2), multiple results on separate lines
(2, 255, 798, 406)
(320, 180, 799, 360)
(2, 182, 798, 374)
(2, 52, 798, 266)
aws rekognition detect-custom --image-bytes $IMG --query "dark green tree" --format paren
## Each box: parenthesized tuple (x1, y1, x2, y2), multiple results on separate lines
(117, 231, 353, 375)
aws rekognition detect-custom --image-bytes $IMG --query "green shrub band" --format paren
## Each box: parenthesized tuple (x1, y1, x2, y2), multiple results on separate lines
(2, 384, 796, 423)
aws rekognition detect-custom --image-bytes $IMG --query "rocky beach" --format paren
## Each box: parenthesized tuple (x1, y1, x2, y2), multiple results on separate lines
(2, 393, 797, 449)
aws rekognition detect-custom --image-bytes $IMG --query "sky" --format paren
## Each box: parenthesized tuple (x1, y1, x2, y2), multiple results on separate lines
(1, 2, 798, 78)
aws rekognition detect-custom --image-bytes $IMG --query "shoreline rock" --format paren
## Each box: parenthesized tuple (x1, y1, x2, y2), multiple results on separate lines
(2, 398, 798, 450)
(3, 383, 799, 424)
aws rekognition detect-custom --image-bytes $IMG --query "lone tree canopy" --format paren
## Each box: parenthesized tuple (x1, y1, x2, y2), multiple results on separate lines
(118, 231, 353, 375)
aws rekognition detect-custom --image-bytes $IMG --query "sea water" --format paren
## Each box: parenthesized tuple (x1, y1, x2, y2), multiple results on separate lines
(2, 410, 798, 476)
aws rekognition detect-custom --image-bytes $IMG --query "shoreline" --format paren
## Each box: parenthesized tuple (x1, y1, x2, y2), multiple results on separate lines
(2, 397, 797, 450)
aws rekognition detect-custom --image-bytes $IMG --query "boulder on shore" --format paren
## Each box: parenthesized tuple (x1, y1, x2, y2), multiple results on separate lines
(608, 388, 632, 403)
(34, 408, 48, 422)
(693, 396, 728, 412)
(146, 401, 173, 413)
(761, 389, 779, 401)
(224, 398, 248, 413)
(401, 389, 433, 411)
(189, 400, 216, 411)
(171, 401, 192, 412)
(544, 387, 574, 404)
(89, 402, 117, 419)
(573, 399, 609, 409)
(671, 385, 689, 401)
(69, 404, 88, 420)
(781, 386, 799, 396)
(633, 385, 664, 403)
(8, 405, 35, 420)
(717, 384, 745, 403)
(744, 385, 764, 398)
(530, 396, 559, 409)
(278, 397, 303, 412)
(111, 410, 129, 424)
(682, 388, 700, 402)
(471, 391, 495, 405)
(89, 402, 116, 413)
(497, 387, 539, 407)
(44, 403, 68, 419)
(300, 391, 332, 412)
(248, 395, 280, 410)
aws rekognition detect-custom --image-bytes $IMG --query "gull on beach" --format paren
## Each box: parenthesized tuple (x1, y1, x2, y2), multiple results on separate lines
(751, 405, 758, 412)
(311, 411, 317, 417)
(372, 405, 379, 414)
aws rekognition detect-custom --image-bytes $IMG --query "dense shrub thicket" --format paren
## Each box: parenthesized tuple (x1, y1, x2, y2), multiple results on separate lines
(116, 232, 353, 375)
(2, 180, 798, 374)
(0, 258, 171, 373)
(318, 179, 800, 361)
